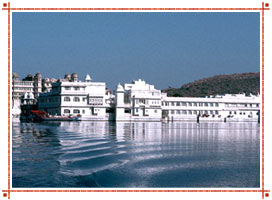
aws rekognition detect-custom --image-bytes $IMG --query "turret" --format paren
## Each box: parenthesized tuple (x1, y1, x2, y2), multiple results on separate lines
(85, 74, 92, 82)
(12, 73, 19, 80)
(116, 84, 125, 105)
(71, 73, 78, 82)
(115, 83, 125, 120)
(64, 74, 71, 81)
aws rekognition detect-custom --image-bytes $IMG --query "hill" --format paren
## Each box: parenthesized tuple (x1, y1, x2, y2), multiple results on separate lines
(162, 72, 260, 97)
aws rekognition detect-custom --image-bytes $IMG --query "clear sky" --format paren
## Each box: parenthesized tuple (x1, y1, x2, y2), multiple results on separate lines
(12, 12, 260, 90)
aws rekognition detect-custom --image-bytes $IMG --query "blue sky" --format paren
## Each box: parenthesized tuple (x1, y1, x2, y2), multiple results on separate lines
(12, 12, 260, 90)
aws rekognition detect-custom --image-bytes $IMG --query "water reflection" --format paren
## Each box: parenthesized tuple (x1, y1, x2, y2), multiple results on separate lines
(12, 121, 260, 188)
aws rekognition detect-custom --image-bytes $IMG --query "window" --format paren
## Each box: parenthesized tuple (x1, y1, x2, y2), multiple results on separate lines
(182, 110, 187, 114)
(82, 110, 85, 114)
(125, 109, 131, 113)
(176, 102, 180, 106)
(89, 97, 103, 105)
(64, 97, 70, 102)
(204, 103, 208, 107)
(193, 110, 197, 114)
(210, 103, 213, 107)
(182, 102, 187, 106)
(199, 103, 203, 106)
(177, 110, 180, 114)
(154, 109, 157, 113)
(193, 103, 197, 107)
(171, 102, 175, 106)
(139, 99, 145, 104)
(74, 97, 80, 102)
(188, 110, 192, 115)
(74, 87, 80, 90)
(73, 109, 80, 114)
(215, 103, 219, 107)
(64, 87, 70, 90)
(64, 109, 70, 114)
(188, 103, 192, 107)
(171, 110, 175, 114)
(215, 111, 219, 114)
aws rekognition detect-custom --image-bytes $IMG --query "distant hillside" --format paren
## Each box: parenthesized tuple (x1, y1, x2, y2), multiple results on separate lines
(162, 72, 260, 97)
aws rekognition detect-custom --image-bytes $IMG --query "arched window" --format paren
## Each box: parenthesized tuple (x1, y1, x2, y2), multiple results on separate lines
(64, 109, 70, 114)
(73, 97, 80, 102)
(64, 97, 70, 102)
(73, 109, 80, 114)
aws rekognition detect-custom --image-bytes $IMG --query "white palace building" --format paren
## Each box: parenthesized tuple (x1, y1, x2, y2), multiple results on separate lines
(115, 79, 260, 122)
(38, 73, 114, 121)
(14, 72, 260, 122)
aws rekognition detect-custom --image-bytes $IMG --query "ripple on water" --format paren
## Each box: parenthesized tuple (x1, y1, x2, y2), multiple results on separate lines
(12, 121, 260, 188)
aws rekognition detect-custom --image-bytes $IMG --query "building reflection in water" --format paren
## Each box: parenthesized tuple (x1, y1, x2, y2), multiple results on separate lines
(12, 121, 260, 188)
(12, 122, 62, 187)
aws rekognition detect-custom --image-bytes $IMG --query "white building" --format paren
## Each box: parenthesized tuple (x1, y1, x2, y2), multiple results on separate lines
(12, 73, 34, 116)
(38, 73, 113, 120)
(161, 93, 260, 122)
(115, 79, 260, 122)
(12, 73, 42, 117)
(115, 79, 162, 121)
(14, 74, 259, 122)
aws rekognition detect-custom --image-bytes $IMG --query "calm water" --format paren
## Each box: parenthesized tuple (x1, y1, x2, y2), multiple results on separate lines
(12, 121, 260, 188)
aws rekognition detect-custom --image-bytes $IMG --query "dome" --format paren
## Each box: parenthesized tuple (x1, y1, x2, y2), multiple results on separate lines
(71, 73, 78, 82)
(85, 74, 92, 82)
(116, 83, 124, 92)
(64, 74, 71, 79)
(12, 73, 19, 78)
(71, 73, 78, 77)
(35, 72, 41, 77)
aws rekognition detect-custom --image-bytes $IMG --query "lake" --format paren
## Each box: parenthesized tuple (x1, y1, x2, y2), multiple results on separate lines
(12, 121, 260, 188)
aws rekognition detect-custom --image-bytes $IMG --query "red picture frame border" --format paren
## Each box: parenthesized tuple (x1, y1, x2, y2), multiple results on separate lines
(2, 2, 270, 199)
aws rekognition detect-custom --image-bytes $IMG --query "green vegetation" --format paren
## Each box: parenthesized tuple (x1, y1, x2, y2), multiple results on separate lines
(162, 72, 260, 97)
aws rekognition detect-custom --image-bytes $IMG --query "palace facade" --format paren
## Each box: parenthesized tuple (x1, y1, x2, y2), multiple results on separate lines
(115, 79, 260, 122)
(12, 72, 260, 122)
(38, 73, 114, 120)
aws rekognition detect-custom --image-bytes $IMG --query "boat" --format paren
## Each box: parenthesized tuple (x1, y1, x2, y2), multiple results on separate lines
(30, 110, 81, 122)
